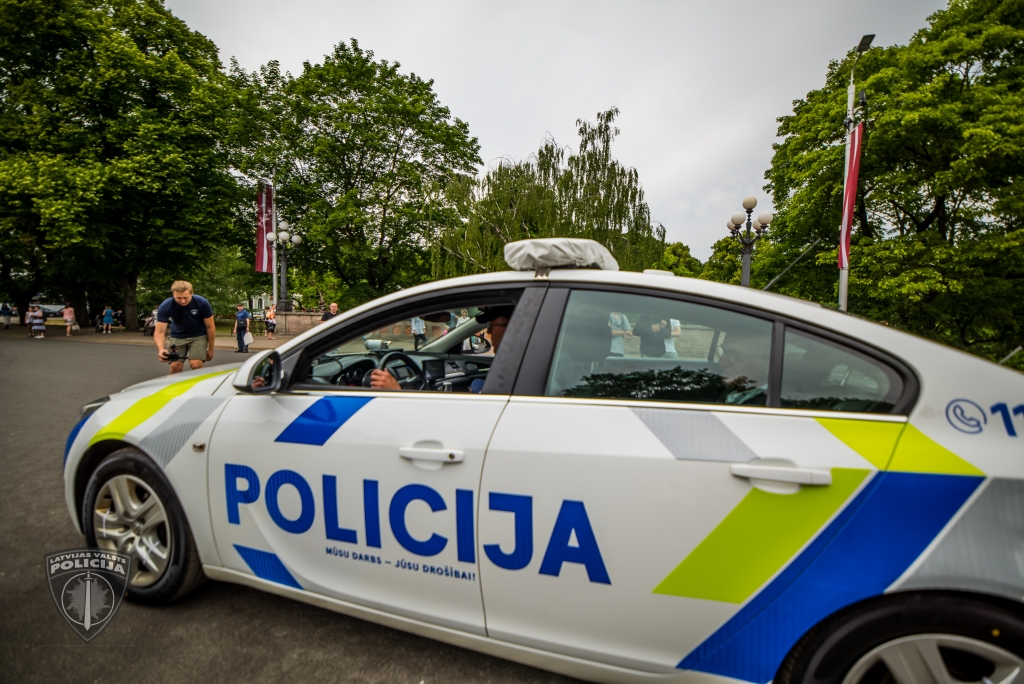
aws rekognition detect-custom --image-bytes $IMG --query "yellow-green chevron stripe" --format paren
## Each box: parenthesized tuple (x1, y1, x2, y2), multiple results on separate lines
(814, 418, 904, 470)
(888, 424, 984, 476)
(89, 371, 231, 446)
(652, 468, 869, 603)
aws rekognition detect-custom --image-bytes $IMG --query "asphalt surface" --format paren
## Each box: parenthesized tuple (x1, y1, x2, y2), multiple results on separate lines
(0, 329, 576, 684)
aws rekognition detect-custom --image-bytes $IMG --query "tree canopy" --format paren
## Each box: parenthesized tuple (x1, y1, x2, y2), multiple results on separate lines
(231, 41, 481, 309)
(433, 108, 666, 278)
(0, 0, 238, 327)
(760, 0, 1024, 365)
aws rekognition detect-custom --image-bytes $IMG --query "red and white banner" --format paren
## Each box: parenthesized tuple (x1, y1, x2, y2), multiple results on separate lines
(838, 121, 864, 269)
(256, 185, 273, 273)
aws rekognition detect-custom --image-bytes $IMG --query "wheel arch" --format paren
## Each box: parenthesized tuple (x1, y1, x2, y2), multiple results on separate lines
(775, 589, 1024, 684)
(73, 439, 157, 529)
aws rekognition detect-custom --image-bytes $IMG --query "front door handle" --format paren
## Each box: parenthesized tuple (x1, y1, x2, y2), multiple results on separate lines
(730, 463, 832, 486)
(399, 447, 464, 464)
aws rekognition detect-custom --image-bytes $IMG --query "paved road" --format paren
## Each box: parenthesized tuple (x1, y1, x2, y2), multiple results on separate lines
(0, 330, 575, 684)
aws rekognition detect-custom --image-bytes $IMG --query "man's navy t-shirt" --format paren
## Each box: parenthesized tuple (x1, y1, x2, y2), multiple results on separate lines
(157, 295, 214, 338)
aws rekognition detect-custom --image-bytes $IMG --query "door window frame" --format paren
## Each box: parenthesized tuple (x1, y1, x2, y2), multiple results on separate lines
(514, 283, 919, 415)
(276, 283, 548, 396)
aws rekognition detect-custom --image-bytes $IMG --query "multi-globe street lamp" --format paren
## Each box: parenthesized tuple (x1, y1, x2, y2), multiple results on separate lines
(728, 196, 773, 287)
(265, 220, 303, 312)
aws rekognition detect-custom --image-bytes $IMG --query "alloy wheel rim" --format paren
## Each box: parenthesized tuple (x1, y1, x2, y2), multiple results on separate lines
(843, 633, 1023, 684)
(93, 474, 171, 588)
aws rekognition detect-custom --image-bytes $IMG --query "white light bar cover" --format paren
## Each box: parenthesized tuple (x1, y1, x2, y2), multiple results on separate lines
(503, 238, 619, 272)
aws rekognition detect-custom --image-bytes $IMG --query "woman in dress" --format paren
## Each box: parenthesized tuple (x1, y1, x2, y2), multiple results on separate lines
(30, 305, 47, 338)
(102, 304, 114, 334)
(62, 302, 76, 336)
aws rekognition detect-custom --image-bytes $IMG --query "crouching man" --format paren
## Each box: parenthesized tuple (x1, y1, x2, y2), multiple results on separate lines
(154, 281, 216, 374)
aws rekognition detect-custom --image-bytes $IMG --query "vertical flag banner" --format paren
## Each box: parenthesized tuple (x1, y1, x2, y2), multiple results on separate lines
(838, 122, 864, 269)
(256, 186, 273, 273)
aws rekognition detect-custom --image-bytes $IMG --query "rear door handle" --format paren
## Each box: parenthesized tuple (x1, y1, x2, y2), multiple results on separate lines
(399, 447, 464, 464)
(730, 464, 832, 486)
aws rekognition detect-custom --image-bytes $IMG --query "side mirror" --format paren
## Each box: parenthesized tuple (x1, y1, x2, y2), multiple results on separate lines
(469, 335, 492, 355)
(233, 350, 282, 394)
(363, 339, 392, 351)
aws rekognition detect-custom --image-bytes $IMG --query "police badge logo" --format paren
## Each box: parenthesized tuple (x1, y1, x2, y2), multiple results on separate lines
(46, 549, 130, 641)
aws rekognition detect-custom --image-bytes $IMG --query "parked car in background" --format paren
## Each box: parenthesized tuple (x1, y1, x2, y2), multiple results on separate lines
(39, 304, 65, 319)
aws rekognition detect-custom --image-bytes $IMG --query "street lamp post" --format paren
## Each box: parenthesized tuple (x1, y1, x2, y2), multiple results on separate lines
(728, 196, 773, 287)
(265, 220, 303, 312)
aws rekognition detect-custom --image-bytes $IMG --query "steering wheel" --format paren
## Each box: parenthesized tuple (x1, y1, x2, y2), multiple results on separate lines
(362, 351, 426, 390)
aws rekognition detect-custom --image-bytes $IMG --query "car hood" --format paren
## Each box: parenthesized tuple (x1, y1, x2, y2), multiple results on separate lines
(116, 362, 242, 396)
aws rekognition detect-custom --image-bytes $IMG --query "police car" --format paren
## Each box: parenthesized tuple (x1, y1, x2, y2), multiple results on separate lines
(64, 238, 1024, 684)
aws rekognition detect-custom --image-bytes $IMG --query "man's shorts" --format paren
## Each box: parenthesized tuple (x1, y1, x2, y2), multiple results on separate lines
(167, 335, 208, 361)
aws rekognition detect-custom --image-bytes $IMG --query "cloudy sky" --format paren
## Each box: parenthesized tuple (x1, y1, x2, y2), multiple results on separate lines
(166, 0, 946, 260)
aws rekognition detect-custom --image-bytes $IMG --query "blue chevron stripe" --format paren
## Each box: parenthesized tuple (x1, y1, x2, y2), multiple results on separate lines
(275, 396, 372, 446)
(234, 544, 303, 589)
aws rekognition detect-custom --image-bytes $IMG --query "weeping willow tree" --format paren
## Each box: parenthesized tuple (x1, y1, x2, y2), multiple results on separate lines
(432, 108, 666, 276)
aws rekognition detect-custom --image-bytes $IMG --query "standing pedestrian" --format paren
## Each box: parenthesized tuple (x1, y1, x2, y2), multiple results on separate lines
(411, 316, 426, 350)
(663, 318, 681, 358)
(265, 305, 275, 340)
(154, 280, 216, 375)
(233, 302, 251, 353)
(608, 311, 632, 357)
(0, 303, 11, 329)
(30, 305, 46, 338)
(62, 302, 76, 337)
(320, 302, 339, 324)
(102, 304, 114, 334)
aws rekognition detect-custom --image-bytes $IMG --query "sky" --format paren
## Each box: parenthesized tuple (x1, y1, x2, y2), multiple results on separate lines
(166, 0, 947, 260)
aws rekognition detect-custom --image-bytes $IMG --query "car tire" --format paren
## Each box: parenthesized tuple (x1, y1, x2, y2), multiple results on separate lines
(82, 447, 205, 605)
(777, 593, 1024, 684)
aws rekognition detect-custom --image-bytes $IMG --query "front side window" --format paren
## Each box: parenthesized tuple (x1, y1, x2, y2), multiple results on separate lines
(545, 290, 774, 406)
(301, 301, 508, 392)
(780, 329, 903, 413)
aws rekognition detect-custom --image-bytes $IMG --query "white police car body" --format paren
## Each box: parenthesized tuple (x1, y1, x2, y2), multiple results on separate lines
(64, 240, 1024, 684)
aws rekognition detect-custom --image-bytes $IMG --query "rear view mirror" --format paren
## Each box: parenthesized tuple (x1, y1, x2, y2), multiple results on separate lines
(422, 311, 452, 323)
(235, 350, 282, 394)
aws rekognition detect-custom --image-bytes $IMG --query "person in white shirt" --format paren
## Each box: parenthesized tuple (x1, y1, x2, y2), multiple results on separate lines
(664, 319, 681, 358)
(608, 312, 632, 357)
(411, 316, 426, 350)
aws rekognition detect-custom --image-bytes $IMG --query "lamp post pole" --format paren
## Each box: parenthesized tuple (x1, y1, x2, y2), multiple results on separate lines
(839, 34, 874, 312)
(271, 170, 278, 307)
(265, 220, 302, 312)
(728, 197, 773, 287)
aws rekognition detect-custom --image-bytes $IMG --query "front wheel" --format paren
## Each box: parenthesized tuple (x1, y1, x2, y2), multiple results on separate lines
(778, 593, 1024, 684)
(82, 448, 205, 605)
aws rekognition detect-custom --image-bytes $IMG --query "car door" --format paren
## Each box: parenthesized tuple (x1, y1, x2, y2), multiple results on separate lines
(478, 285, 912, 673)
(208, 285, 542, 636)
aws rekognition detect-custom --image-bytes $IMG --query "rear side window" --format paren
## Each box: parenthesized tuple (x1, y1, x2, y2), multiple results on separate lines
(545, 289, 774, 406)
(780, 329, 903, 413)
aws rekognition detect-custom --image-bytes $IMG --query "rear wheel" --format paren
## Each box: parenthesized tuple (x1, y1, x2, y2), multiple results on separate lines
(778, 593, 1024, 684)
(82, 448, 205, 605)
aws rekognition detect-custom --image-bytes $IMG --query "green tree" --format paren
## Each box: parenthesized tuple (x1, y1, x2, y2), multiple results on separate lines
(764, 0, 1024, 360)
(0, 0, 239, 328)
(433, 108, 667, 277)
(231, 41, 481, 310)
(658, 242, 703, 277)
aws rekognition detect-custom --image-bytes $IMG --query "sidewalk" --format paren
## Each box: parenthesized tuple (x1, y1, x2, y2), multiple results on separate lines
(0, 324, 290, 351)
